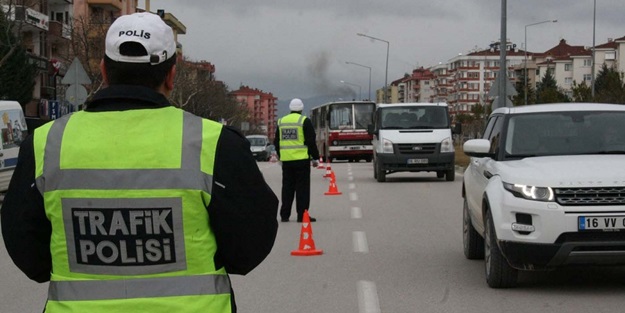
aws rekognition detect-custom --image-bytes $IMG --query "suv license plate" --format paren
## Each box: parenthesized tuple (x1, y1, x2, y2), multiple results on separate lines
(407, 158, 428, 164)
(578, 216, 625, 231)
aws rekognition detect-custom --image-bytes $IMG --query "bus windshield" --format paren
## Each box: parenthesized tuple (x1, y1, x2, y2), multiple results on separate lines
(329, 103, 374, 130)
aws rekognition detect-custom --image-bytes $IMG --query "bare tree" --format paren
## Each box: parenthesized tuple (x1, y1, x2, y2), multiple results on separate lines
(171, 57, 250, 127)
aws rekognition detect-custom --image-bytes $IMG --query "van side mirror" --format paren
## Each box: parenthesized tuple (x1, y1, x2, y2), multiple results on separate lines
(453, 122, 462, 135)
(367, 124, 376, 135)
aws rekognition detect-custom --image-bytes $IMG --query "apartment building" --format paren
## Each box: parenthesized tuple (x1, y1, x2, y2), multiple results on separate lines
(231, 85, 278, 140)
(394, 67, 435, 103)
(2, 0, 186, 119)
(443, 41, 525, 116)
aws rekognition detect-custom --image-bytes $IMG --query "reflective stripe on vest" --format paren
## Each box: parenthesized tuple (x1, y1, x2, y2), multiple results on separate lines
(36, 111, 212, 193)
(34, 108, 231, 312)
(48, 274, 230, 301)
(277, 114, 308, 160)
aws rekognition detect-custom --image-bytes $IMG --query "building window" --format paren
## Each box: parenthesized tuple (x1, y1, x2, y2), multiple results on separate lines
(565, 77, 572, 85)
(606, 51, 616, 60)
(584, 74, 592, 82)
(583, 59, 592, 67)
(564, 64, 572, 71)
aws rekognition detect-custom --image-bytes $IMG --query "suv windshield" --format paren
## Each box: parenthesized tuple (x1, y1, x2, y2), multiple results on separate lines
(504, 111, 625, 159)
(379, 106, 449, 130)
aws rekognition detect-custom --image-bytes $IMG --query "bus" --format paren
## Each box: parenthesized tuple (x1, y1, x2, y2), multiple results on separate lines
(310, 100, 376, 162)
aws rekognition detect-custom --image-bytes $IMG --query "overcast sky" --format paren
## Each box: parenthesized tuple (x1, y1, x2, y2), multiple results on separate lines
(146, 0, 624, 102)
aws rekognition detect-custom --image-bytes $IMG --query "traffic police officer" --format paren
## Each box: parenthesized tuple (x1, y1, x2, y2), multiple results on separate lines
(275, 98, 320, 222)
(1, 12, 278, 313)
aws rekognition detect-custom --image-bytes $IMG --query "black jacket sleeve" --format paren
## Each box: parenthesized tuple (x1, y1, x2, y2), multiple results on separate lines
(209, 126, 279, 275)
(1, 135, 52, 283)
(303, 118, 320, 160)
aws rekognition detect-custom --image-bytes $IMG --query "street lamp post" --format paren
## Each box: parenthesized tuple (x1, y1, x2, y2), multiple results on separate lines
(345, 61, 372, 100)
(524, 19, 557, 105)
(357, 33, 389, 103)
(340, 80, 362, 100)
(591, 0, 596, 98)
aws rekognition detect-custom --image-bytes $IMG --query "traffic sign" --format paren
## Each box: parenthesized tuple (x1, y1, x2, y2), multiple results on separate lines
(62, 57, 91, 85)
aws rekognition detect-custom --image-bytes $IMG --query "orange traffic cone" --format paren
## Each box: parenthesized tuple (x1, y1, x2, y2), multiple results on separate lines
(317, 156, 325, 169)
(323, 159, 332, 178)
(291, 210, 323, 256)
(324, 174, 342, 195)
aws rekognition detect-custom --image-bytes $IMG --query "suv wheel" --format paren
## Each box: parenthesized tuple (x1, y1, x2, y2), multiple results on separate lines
(463, 198, 484, 259)
(484, 211, 518, 288)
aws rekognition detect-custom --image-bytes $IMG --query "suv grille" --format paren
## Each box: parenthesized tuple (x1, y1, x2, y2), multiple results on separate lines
(556, 232, 625, 243)
(554, 187, 625, 206)
(396, 143, 437, 155)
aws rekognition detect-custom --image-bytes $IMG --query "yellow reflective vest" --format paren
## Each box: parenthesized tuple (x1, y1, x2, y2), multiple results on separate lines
(33, 107, 231, 312)
(277, 113, 309, 161)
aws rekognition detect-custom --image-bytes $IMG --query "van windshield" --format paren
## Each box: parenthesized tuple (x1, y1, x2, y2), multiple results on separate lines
(379, 106, 449, 130)
(1, 109, 28, 149)
(246, 137, 267, 146)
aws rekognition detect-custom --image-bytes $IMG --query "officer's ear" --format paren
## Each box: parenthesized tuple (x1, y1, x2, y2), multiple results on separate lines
(164, 65, 176, 92)
(100, 59, 109, 87)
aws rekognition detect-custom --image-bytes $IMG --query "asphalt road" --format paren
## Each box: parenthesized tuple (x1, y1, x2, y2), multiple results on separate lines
(2, 161, 625, 312)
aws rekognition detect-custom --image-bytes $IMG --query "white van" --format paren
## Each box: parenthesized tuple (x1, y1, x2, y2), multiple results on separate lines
(245, 134, 272, 161)
(0, 101, 28, 192)
(368, 102, 459, 182)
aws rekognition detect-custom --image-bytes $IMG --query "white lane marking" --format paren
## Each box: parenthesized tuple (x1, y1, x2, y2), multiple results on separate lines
(349, 192, 358, 201)
(357, 280, 381, 313)
(349, 183, 356, 189)
(351, 207, 362, 219)
(353, 231, 369, 253)
(348, 176, 354, 181)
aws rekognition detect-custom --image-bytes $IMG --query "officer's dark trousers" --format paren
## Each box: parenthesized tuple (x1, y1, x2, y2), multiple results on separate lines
(280, 164, 311, 221)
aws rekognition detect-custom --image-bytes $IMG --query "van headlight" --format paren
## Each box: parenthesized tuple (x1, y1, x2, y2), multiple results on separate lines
(382, 138, 394, 153)
(503, 182, 554, 202)
(440, 137, 454, 153)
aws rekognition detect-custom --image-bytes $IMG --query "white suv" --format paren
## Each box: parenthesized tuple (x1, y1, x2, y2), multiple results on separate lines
(462, 103, 625, 288)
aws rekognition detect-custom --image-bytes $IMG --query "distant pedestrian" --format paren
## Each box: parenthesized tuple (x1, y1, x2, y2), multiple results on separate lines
(1, 12, 278, 313)
(275, 98, 320, 222)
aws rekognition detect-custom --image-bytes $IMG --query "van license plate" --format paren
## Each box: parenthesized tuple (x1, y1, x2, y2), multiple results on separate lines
(579, 216, 625, 231)
(407, 158, 428, 164)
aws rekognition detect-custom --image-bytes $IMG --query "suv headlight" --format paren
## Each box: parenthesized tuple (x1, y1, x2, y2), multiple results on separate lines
(503, 182, 554, 202)
(440, 137, 454, 153)
(382, 138, 394, 153)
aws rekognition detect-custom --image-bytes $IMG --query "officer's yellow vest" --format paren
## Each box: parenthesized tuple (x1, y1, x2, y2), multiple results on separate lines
(277, 113, 309, 161)
(33, 107, 231, 312)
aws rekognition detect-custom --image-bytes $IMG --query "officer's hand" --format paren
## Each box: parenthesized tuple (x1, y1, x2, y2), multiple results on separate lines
(312, 159, 319, 167)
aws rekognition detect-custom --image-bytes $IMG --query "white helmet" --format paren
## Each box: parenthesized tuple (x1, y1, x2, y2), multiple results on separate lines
(289, 98, 304, 111)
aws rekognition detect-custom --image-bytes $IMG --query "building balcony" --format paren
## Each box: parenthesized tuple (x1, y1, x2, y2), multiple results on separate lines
(27, 53, 50, 72)
(5, 5, 49, 31)
(48, 20, 72, 42)
(87, 0, 123, 11)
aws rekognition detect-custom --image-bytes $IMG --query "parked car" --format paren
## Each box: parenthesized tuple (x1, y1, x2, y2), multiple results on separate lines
(462, 103, 625, 288)
(246, 135, 272, 161)
(0, 101, 28, 192)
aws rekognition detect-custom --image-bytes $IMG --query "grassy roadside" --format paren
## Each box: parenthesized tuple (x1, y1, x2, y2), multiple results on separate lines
(455, 144, 470, 168)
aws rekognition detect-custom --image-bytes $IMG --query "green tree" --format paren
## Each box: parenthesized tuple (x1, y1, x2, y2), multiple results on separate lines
(0, 9, 37, 104)
(594, 64, 625, 104)
(536, 68, 569, 104)
(571, 80, 592, 102)
(512, 70, 536, 106)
